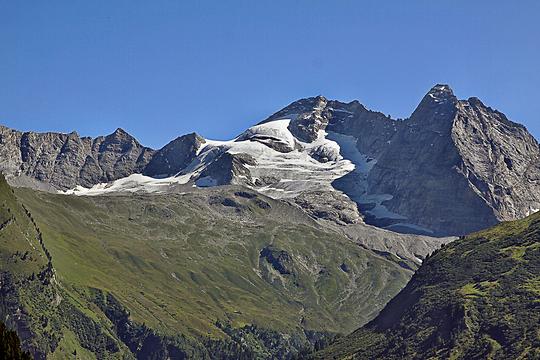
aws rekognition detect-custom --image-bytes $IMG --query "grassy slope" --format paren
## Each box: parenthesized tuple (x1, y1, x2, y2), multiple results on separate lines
(11, 186, 411, 357)
(317, 212, 540, 359)
(0, 174, 46, 279)
(0, 176, 39, 360)
(0, 175, 132, 359)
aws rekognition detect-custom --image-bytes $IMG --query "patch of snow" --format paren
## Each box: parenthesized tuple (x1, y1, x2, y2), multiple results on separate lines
(243, 126, 354, 198)
(236, 119, 296, 151)
(63, 119, 351, 197)
(61, 173, 191, 196)
(326, 133, 375, 172)
(189, 120, 355, 199)
(329, 108, 354, 115)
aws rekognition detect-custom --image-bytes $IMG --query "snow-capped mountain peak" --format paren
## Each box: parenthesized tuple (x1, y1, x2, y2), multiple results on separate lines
(5, 84, 540, 237)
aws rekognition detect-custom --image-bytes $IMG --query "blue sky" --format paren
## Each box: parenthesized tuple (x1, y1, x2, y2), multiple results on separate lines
(1, 1, 539, 148)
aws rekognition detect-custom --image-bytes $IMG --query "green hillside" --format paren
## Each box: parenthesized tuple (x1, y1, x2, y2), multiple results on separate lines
(1, 174, 412, 358)
(317, 212, 540, 359)
(0, 174, 134, 359)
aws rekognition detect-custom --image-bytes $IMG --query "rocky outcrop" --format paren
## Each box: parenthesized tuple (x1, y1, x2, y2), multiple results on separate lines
(0, 126, 155, 190)
(260, 246, 295, 275)
(261, 95, 331, 143)
(144, 133, 204, 177)
(351, 85, 501, 236)
(452, 97, 540, 222)
(194, 152, 257, 187)
(289, 190, 362, 225)
(287, 96, 330, 143)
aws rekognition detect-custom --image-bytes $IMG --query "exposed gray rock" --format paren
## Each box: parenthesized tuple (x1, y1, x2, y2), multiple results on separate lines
(144, 133, 204, 177)
(260, 245, 295, 275)
(307, 142, 341, 163)
(288, 190, 363, 225)
(452, 96, 540, 222)
(287, 96, 330, 143)
(195, 152, 256, 187)
(326, 84, 540, 236)
(91, 128, 155, 183)
(261, 95, 331, 143)
(0, 126, 155, 190)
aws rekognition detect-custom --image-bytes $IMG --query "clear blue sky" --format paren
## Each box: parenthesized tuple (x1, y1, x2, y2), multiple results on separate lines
(1, 1, 539, 148)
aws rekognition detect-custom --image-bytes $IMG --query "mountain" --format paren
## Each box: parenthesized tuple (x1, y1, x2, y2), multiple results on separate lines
(328, 85, 540, 236)
(1, 173, 434, 358)
(316, 211, 540, 359)
(1, 85, 538, 237)
(1, 84, 538, 358)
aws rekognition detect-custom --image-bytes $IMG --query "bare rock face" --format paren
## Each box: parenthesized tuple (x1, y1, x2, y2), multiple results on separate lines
(326, 85, 540, 236)
(360, 85, 499, 235)
(91, 128, 155, 183)
(261, 95, 331, 143)
(287, 96, 330, 143)
(194, 152, 257, 187)
(259, 245, 295, 275)
(452, 97, 540, 222)
(0, 126, 155, 190)
(144, 133, 205, 177)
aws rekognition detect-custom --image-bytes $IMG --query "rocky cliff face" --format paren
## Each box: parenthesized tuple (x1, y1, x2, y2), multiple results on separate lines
(331, 85, 502, 236)
(1, 84, 539, 236)
(325, 85, 540, 236)
(452, 97, 540, 222)
(0, 126, 155, 190)
(143, 133, 205, 177)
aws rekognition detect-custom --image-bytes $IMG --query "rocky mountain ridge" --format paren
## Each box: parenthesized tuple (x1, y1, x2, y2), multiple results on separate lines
(0, 126, 155, 190)
(1, 84, 539, 236)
